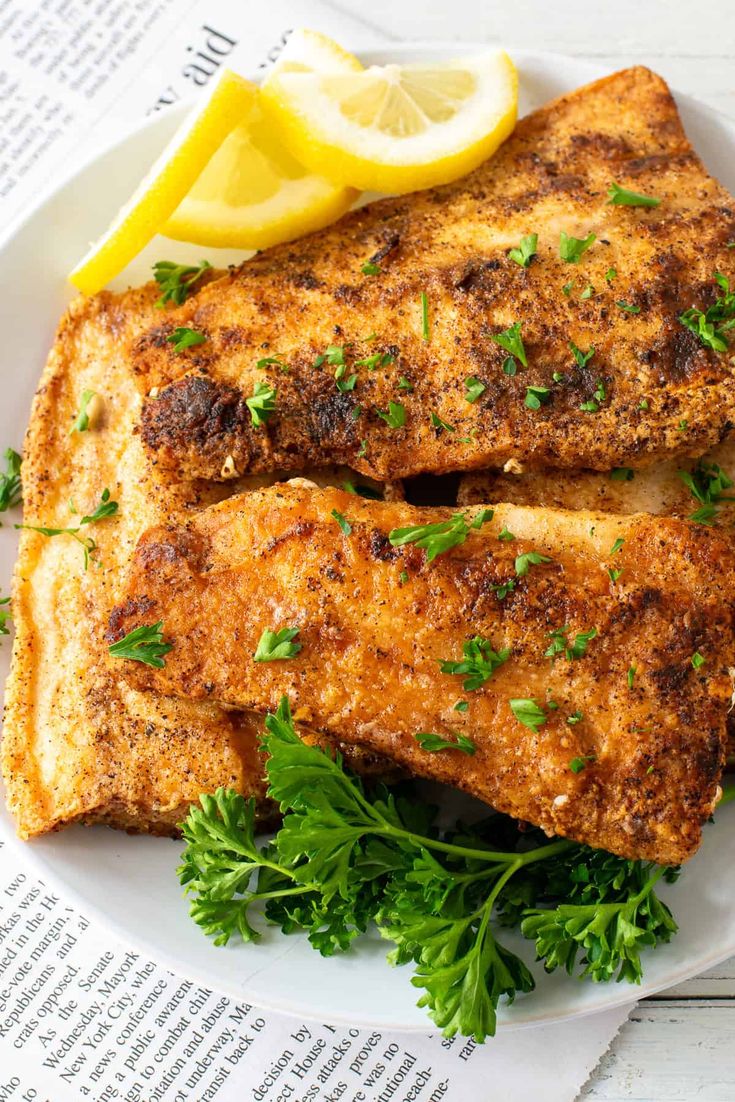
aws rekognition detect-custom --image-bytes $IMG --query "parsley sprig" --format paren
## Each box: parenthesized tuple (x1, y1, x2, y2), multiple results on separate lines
(545, 626, 597, 662)
(70, 390, 97, 434)
(153, 259, 211, 307)
(389, 509, 493, 562)
(491, 322, 527, 367)
(607, 183, 660, 208)
(254, 627, 302, 662)
(18, 488, 118, 569)
(0, 448, 22, 514)
(108, 621, 172, 667)
(680, 273, 735, 352)
(677, 461, 735, 524)
(179, 700, 679, 1041)
(508, 233, 538, 268)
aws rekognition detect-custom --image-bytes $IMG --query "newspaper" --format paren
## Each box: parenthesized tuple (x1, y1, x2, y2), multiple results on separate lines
(0, 2, 632, 1098)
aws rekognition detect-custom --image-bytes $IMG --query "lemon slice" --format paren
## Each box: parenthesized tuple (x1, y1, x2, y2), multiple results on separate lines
(261, 50, 518, 194)
(69, 69, 257, 295)
(161, 30, 360, 251)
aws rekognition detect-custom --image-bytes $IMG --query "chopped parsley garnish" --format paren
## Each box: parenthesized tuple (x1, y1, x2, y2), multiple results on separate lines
(108, 621, 172, 667)
(361, 261, 381, 276)
(562, 281, 574, 296)
(691, 651, 705, 670)
(610, 467, 634, 482)
(334, 365, 358, 392)
(0, 448, 22, 512)
(627, 665, 636, 689)
(497, 526, 515, 541)
(567, 711, 583, 725)
(639, 398, 649, 411)
(18, 488, 118, 569)
(153, 259, 211, 306)
(465, 376, 486, 403)
(559, 232, 595, 264)
(420, 291, 430, 342)
(609, 537, 625, 556)
(677, 461, 735, 524)
(167, 327, 207, 353)
(399, 570, 409, 585)
(545, 626, 597, 662)
(439, 636, 511, 691)
(580, 284, 594, 300)
(514, 550, 551, 576)
(398, 376, 414, 392)
(492, 578, 516, 600)
(389, 509, 493, 562)
(607, 183, 660, 208)
(314, 344, 346, 368)
(608, 567, 623, 583)
(331, 509, 352, 535)
(376, 401, 406, 429)
(0, 594, 11, 638)
(605, 267, 617, 282)
(580, 380, 606, 413)
(491, 322, 527, 367)
(355, 351, 394, 370)
(414, 731, 477, 756)
(246, 382, 277, 427)
(509, 698, 547, 730)
(570, 341, 595, 368)
(508, 233, 538, 268)
(430, 412, 455, 433)
(257, 355, 289, 372)
(356, 439, 368, 458)
(616, 301, 641, 314)
(570, 755, 596, 774)
(253, 627, 302, 663)
(70, 389, 97, 434)
(679, 272, 735, 351)
(502, 356, 518, 376)
(678, 420, 688, 432)
(525, 385, 550, 410)
(454, 700, 469, 713)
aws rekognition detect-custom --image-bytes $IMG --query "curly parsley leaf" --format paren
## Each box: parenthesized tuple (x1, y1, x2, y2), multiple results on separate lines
(247, 381, 277, 427)
(607, 183, 660, 208)
(108, 620, 172, 667)
(491, 322, 528, 367)
(0, 448, 22, 513)
(439, 636, 511, 691)
(253, 627, 302, 662)
(70, 389, 97, 434)
(508, 233, 538, 268)
(389, 510, 493, 562)
(559, 232, 595, 264)
(153, 259, 211, 306)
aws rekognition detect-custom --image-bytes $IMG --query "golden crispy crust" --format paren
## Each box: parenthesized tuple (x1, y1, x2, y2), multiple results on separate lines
(1, 289, 395, 838)
(132, 66, 735, 482)
(109, 483, 735, 865)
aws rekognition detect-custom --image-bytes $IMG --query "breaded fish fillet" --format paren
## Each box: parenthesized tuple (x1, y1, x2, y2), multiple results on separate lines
(108, 483, 735, 865)
(1, 289, 395, 838)
(132, 66, 735, 483)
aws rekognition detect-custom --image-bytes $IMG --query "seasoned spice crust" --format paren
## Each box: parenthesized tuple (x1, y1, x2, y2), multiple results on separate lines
(0, 288, 394, 839)
(109, 482, 735, 865)
(134, 66, 735, 482)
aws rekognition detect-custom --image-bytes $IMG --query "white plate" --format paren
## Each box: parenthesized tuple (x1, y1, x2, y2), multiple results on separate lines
(2, 46, 735, 1034)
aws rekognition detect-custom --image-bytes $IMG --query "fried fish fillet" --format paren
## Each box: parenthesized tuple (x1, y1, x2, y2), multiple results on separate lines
(1, 288, 394, 839)
(108, 483, 735, 865)
(457, 437, 735, 524)
(132, 66, 735, 484)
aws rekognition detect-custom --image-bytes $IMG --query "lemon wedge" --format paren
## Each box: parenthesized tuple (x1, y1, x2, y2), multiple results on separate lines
(261, 50, 518, 194)
(162, 31, 360, 250)
(69, 69, 257, 295)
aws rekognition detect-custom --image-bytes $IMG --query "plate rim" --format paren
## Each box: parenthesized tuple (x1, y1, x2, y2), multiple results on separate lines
(2, 43, 735, 1033)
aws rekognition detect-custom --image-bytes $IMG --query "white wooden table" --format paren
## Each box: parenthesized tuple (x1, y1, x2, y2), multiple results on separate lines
(327, 1, 735, 1096)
